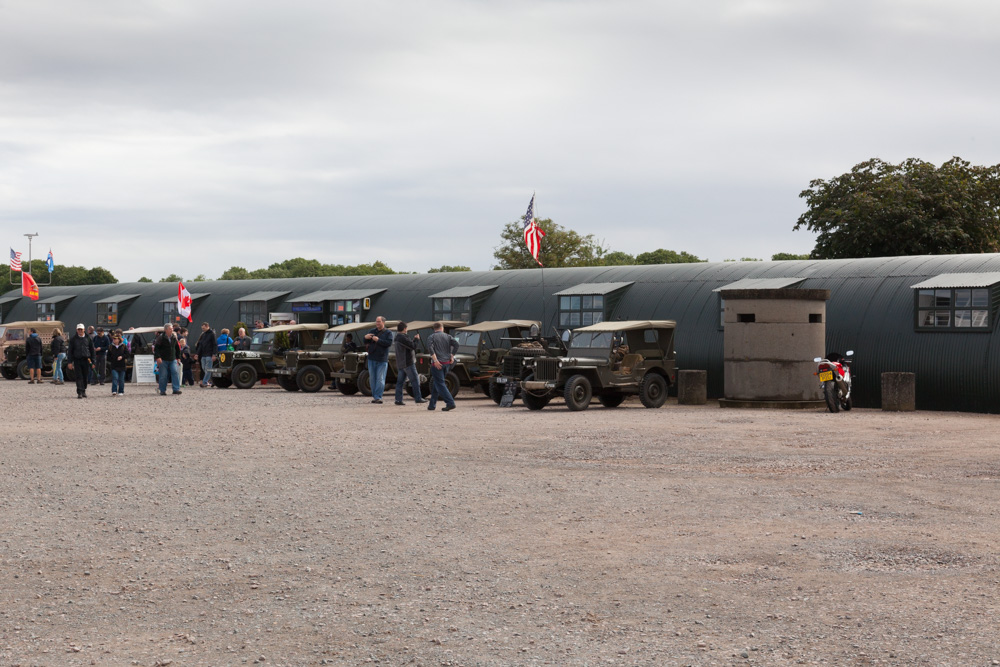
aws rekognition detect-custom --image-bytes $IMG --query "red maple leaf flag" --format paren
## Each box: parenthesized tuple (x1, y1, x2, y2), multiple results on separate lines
(178, 281, 193, 322)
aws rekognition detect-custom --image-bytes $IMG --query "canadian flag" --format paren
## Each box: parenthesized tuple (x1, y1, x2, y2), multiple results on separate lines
(178, 281, 193, 322)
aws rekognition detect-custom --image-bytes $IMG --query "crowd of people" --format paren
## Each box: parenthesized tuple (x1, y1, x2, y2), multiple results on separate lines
(26, 322, 252, 398)
(23, 317, 459, 410)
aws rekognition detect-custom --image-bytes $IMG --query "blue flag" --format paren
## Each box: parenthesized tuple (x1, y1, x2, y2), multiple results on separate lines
(46, 249, 54, 273)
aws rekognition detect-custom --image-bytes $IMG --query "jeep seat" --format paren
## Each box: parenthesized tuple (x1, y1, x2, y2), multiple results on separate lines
(616, 353, 644, 374)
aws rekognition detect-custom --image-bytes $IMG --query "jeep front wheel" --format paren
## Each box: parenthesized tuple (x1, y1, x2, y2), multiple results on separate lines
(214, 376, 233, 389)
(338, 381, 358, 396)
(232, 363, 258, 389)
(2, 365, 18, 380)
(17, 360, 30, 381)
(296, 365, 325, 393)
(445, 371, 461, 398)
(276, 376, 298, 392)
(358, 370, 372, 396)
(564, 374, 592, 411)
(639, 373, 667, 408)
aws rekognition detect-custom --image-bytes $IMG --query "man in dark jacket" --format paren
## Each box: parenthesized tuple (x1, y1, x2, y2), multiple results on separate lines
(25, 328, 44, 384)
(392, 322, 425, 406)
(67, 323, 95, 398)
(363, 316, 393, 404)
(92, 327, 111, 386)
(154, 324, 182, 396)
(195, 322, 216, 387)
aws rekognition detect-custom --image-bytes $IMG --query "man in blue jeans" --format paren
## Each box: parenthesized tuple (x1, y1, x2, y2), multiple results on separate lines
(364, 316, 393, 404)
(154, 323, 183, 395)
(426, 321, 458, 412)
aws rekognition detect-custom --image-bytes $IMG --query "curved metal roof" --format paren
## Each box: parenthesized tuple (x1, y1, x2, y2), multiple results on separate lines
(4, 253, 1000, 411)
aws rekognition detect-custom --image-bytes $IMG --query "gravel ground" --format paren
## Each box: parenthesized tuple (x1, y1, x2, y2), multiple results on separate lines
(2, 379, 1000, 667)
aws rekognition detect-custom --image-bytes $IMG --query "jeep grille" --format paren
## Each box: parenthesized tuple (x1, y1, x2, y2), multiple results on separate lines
(502, 355, 522, 378)
(534, 358, 560, 382)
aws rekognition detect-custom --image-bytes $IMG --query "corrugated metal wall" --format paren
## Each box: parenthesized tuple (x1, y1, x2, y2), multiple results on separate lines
(4, 253, 1000, 412)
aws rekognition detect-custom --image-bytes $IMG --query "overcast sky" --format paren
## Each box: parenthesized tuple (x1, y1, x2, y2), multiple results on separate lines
(2, 0, 999, 282)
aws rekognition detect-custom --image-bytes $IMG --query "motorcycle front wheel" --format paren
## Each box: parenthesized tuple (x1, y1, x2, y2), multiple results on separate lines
(823, 380, 840, 413)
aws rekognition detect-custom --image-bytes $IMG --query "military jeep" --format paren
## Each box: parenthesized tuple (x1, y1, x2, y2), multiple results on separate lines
(0, 321, 66, 380)
(283, 320, 397, 394)
(212, 323, 327, 389)
(488, 333, 566, 404)
(519, 320, 676, 411)
(413, 319, 540, 398)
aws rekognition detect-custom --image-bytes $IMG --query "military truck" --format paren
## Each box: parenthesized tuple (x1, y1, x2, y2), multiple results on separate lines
(211, 323, 327, 389)
(276, 321, 395, 394)
(519, 320, 677, 411)
(0, 321, 66, 380)
(413, 319, 540, 398)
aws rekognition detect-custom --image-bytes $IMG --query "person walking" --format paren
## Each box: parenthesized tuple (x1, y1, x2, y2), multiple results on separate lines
(50, 328, 66, 385)
(107, 331, 130, 396)
(195, 322, 216, 387)
(67, 323, 94, 398)
(25, 328, 44, 384)
(393, 321, 425, 405)
(426, 321, 458, 412)
(92, 327, 110, 386)
(233, 327, 251, 350)
(154, 324, 182, 396)
(363, 316, 393, 404)
(179, 337, 195, 386)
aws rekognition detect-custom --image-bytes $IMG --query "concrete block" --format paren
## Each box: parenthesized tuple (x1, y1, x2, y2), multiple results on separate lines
(881, 372, 916, 411)
(677, 370, 707, 405)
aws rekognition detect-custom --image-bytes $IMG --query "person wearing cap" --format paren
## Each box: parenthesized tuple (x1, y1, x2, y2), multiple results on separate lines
(92, 326, 111, 386)
(67, 323, 95, 398)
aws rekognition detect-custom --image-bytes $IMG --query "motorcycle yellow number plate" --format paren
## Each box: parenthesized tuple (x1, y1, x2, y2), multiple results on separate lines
(818, 370, 833, 382)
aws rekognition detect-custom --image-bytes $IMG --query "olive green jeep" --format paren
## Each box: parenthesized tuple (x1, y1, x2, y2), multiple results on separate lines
(282, 320, 397, 394)
(413, 319, 540, 398)
(212, 323, 327, 389)
(1, 321, 66, 380)
(519, 320, 677, 411)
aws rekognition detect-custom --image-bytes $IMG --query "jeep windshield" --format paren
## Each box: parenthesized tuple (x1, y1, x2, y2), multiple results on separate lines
(569, 331, 614, 355)
(454, 331, 480, 355)
(2, 327, 25, 343)
(251, 332, 274, 350)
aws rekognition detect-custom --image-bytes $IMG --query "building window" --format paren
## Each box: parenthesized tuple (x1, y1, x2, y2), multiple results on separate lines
(432, 297, 471, 322)
(163, 301, 179, 325)
(917, 288, 990, 330)
(558, 295, 604, 328)
(330, 299, 364, 326)
(239, 301, 267, 328)
(37, 303, 57, 322)
(97, 302, 119, 327)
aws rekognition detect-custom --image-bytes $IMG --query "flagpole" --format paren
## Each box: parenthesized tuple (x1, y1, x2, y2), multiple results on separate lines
(538, 192, 546, 333)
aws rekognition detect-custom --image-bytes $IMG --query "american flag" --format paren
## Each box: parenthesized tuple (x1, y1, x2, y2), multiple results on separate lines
(522, 194, 545, 266)
(10, 248, 22, 272)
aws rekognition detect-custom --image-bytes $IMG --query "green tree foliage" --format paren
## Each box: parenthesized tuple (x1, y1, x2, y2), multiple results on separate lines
(600, 251, 636, 266)
(218, 258, 400, 280)
(2, 261, 117, 294)
(635, 249, 705, 264)
(428, 265, 472, 273)
(771, 252, 811, 261)
(160, 273, 184, 283)
(493, 218, 608, 269)
(795, 157, 1000, 258)
(137, 276, 153, 283)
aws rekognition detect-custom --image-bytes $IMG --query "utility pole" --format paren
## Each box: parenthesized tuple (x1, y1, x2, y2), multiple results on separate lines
(22, 232, 51, 286)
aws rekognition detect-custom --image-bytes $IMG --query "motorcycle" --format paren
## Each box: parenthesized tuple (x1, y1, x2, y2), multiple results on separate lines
(814, 350, 854, 413)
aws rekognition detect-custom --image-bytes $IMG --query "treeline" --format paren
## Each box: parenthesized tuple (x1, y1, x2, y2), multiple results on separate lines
(1, 259, 117, 293)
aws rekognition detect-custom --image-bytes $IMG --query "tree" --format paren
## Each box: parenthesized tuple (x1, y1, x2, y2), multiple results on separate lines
(772, 252, 811, 261)
(219, 266, 251, 281)
(192, 274, 208, 282)
(218, 258, 401, 280)
(795, 157, 1000, 258)
(600, 251, 636, 266)
(138, 277, 153, 283)
(1, 261, 117, 294)
(428, 265, 472, 273)
(160, 273, 183, 283)
(635, 249, 705, 264)
(492, 218, 608, 269)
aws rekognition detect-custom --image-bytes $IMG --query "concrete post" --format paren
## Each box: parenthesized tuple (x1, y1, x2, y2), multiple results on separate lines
(677, 370, 707, 405)
(881, 372, 916, 411)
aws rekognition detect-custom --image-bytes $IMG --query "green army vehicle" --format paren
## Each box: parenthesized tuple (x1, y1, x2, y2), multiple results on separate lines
(212, 323, 327, 389)
(389, 320, 467, 398)
(324, 320, 401, 395)
(277, 321, 395, 394)
(519, 320, 677, 411)
(413, 319, 540, 398)
(1, 320, 66, 380)
(488, 331, 566, 404)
